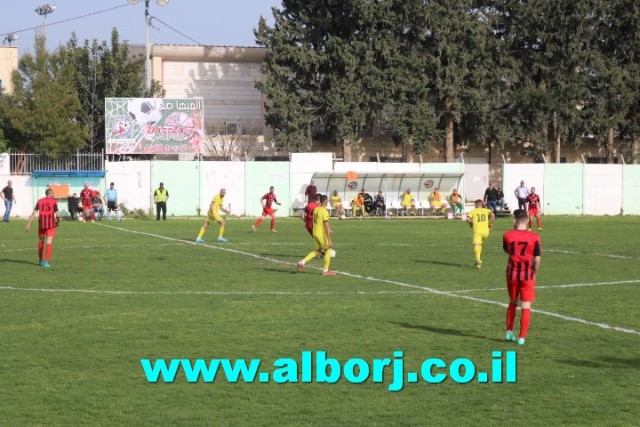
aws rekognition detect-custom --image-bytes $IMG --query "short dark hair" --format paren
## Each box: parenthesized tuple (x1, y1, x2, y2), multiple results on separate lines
(319, 195, 328, 204)
(514, 209, 528, 220)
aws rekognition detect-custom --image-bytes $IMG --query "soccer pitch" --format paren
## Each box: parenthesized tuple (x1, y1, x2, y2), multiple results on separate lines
(1, 215, 639, 426)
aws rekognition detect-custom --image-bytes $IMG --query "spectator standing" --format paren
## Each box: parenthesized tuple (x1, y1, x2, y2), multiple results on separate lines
(514, 180, 530, 211)
(483, 182, 501, 219)
(305, 180, 317, 204)
(153, 182, 169, 221)
(67, 193, 82, 221)
(1, 180, 16, 222)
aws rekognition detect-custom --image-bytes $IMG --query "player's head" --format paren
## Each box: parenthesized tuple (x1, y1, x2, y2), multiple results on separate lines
(530, 187, 536, 193)
(520, 180, 525, 186)
(333, 190, 338, 196)
(220, 188, 226, 197)
(269, 186, 275, 193)
(452, 188, 457, 193)
(110, 182, 115, 188)
(159, 182, 164, 188)
(489, 182, 495, 188)
(475, 199, 484, 208)
(514, 209, 528, 223)
(319, 195, 328, 206)
(405, 188, 411, 194)
(45, 189, 54, 197)
(84, 183, 90, 189)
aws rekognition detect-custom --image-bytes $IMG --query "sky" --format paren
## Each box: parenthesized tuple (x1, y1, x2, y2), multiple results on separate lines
(1, 0, 282, 53)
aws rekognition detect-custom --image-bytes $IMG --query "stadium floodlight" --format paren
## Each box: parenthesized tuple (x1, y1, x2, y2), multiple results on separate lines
(3, 33, 19, 46)
(129, 0, 170, 91)
(34, 3, 56, 36)
(35, 3, 56, 17)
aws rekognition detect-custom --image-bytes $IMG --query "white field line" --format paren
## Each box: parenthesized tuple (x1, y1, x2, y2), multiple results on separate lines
(4, 223, 639, 336)
(449, 280, 640, 293)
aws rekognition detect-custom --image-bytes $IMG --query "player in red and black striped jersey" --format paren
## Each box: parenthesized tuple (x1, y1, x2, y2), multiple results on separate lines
(25, 188, 61, 268)
(79, 183, 95, 222)
(526, 187, 543, 231)
(301, 193, 321, 236)
(252, 186, 282, 233)
(502, 209, 542, 345)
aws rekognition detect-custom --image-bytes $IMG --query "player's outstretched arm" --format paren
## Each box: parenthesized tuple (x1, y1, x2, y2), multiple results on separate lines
(25, 210, 37, 232)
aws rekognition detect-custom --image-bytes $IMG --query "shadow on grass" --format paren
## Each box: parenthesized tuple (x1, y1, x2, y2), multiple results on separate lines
(414, 259, 473, 268)
(393, 322, 502, 342)
(0, 259, 41, 266)
(560, 356, 640, 369)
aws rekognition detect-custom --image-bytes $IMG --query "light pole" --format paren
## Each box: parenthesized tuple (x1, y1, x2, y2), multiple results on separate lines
(3, 33, 19, 46)
(128, 0, 169, 91)
(34, 3, 56, 37)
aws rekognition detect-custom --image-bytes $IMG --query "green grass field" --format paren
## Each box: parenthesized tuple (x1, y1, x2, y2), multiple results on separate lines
(1, 215, 639, 426)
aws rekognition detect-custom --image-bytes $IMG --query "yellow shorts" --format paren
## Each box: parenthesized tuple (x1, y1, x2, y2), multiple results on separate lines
(313, 234, 329, 251)
(472, 229, 489, 245)
(208, 212, 223, 223)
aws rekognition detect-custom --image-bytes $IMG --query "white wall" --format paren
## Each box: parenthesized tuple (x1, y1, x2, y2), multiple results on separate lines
(3, 156, 640, 219)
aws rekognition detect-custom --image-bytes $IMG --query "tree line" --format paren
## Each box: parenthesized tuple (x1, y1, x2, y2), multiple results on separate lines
(0, 30, 160, 157)
(254, 0, 640, 162)
(1, 2, 639, 163)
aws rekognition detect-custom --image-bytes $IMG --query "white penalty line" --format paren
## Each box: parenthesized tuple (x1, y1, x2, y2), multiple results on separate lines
(19, 223, 640, 337)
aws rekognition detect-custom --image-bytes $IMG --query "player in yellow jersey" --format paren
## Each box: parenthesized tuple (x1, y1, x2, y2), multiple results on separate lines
(195, 188, 230, 243)
(466, 199, 495, 268)
(297, 195, 336, 276)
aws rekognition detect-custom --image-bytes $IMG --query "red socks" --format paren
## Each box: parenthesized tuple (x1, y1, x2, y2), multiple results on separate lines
(506, 303, 517, 331)
(520, 308, 531, 339)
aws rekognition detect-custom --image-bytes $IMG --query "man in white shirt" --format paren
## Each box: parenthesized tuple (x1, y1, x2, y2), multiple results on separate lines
(514, 180, 530, 210)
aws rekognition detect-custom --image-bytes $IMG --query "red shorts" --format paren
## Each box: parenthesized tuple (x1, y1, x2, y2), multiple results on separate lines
(38, 228, 57, 238)
(507, 279, 536, 302)
(262, 207, 276, 217)
(305, 224, 313, 236)
(528, 208, 540, 216)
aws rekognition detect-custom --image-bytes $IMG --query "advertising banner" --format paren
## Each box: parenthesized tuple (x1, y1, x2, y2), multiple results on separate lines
(105, 98, 204, 154)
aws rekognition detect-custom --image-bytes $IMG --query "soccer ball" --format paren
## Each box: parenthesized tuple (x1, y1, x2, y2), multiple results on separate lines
(329, 249, 336, 258)
(340, 214, 346, 220)
(127, 99, 162, 126)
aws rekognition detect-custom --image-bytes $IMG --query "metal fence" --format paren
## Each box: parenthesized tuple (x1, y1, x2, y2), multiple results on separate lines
(9, 152, 105, 175)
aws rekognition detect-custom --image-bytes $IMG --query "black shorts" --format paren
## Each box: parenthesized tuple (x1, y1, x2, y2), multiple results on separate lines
(107, 201, 118, 211)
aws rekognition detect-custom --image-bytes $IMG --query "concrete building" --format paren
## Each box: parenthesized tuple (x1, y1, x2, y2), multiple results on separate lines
(0, 46, 19, 95)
